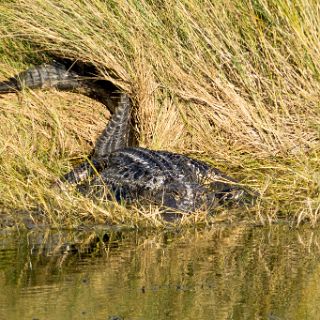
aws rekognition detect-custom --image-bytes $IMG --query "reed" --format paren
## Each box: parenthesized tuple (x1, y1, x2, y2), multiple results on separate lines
(0, 0, 319, 228)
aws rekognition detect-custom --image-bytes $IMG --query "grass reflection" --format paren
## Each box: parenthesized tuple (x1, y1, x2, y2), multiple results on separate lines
(0, 226, 320, 319)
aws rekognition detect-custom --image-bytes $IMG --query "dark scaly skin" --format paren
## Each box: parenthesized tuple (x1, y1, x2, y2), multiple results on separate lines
(0, 61, 137, 184)
(62, 93, 133, 184)
(0, 60, 120, 112)
(0, 62, 81, 92)
(0, 61, 137, 181)
(0, 60, 138, 146)
(78, 147, 257, 212)
(59, 159, 106, 186)
(0, 60, 257, 212)
(94, 94, 133, 158)
(61, 95, 256, 211)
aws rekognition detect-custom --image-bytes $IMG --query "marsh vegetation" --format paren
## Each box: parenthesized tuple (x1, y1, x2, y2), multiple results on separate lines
(0, 0, 319, 228)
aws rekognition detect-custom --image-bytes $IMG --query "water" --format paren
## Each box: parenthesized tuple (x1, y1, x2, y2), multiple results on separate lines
(1, 225, 320, 320)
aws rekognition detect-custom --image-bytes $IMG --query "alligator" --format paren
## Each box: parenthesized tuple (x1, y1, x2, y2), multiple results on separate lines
(0, 61, 257, 213)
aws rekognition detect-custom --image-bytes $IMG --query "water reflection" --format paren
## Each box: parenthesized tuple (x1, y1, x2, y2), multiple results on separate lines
(1, 225, 320, 320)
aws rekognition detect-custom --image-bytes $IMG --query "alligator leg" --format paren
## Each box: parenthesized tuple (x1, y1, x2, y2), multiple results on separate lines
(59, 159, 106, 185)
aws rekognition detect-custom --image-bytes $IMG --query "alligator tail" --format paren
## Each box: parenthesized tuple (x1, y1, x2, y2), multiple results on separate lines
(58, 93, 133, 185)
(94, 93, 133, 158)
(0, 62, 82, 93)
(0, 61, 123, 115)
(0, 78, 19, 93)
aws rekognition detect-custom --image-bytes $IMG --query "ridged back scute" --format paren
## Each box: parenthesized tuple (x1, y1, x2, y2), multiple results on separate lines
(84, 147, 258, 212)
(93, 94, 133, 158)
(0, 62, 82, 93)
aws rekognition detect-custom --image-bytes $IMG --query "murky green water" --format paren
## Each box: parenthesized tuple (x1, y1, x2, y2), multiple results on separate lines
(1, 225, 320, 320)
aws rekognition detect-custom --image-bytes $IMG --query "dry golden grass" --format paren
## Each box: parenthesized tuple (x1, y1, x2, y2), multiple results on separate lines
(0, 0, 319, 228)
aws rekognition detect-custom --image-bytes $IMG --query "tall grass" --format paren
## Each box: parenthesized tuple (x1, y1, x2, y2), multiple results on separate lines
(0, 0, 319, 227)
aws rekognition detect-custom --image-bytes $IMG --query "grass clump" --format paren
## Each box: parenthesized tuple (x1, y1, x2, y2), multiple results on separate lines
(0, 0, 319, 228)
